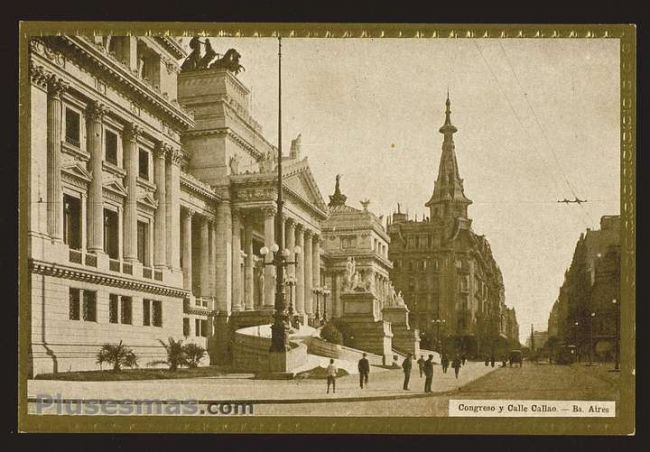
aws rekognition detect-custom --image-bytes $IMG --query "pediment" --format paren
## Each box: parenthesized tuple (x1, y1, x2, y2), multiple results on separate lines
(103, 179, 128, 198)
(61, 163, 92, 183)
(138, 192, 159, 210)
(283, 161, 326, 209)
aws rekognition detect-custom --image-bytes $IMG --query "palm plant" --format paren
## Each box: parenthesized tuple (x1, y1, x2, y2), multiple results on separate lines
(96, 340, 138, 372)
(155, 337, 189, 371)
(183, 343, 206, 368)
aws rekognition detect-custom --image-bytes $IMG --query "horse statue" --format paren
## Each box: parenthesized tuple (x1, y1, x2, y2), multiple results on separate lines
(210, 48, 246, 75)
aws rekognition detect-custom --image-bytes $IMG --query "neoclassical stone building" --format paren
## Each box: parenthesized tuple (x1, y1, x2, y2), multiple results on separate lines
(25, 35, 332, 375)
(387, 96, 519, 357)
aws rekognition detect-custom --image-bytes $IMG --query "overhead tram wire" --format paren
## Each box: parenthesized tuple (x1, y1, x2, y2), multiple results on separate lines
(497, 41, 596, 228)
(472, 40, 592, 230)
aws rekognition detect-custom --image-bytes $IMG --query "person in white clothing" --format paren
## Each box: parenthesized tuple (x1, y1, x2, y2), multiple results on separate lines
(326, 359, 337, 394)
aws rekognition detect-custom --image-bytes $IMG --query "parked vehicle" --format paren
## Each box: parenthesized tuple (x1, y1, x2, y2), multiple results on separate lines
(509, 349, 523, 367)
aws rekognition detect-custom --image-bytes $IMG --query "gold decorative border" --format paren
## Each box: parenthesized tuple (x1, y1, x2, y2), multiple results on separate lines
(18, 22, 636, 435)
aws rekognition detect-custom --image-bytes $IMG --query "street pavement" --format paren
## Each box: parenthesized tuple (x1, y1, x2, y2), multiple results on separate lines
(253, 361, 621, 416)
(28, 361, 494, 405)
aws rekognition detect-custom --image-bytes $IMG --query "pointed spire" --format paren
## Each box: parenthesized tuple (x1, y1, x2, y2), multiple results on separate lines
(439, 90, 457, 134)
(328, 174, 347, 207)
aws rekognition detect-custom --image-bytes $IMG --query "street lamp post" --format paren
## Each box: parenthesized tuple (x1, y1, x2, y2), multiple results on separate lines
(612, 298, 620, 371)
(432, 319, 446, 352)
(588, 312, 595, 366)
(574, 321, 580, 362)
(312, 287, 322, 326)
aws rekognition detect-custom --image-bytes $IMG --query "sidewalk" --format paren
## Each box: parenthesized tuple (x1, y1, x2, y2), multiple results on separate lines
(28, 362, 496, 404)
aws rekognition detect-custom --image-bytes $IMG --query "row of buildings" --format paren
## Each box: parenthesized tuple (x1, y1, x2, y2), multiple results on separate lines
(546, 215, 620, 361)
(386, 96, 520, 358)
(25, 34, 518, 375)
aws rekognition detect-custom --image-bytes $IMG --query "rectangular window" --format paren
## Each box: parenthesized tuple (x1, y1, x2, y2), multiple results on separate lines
(195, 319, 201, 337)
(183, 318, 190, 336)
(142, 299, 151, 326)
(65, 108, 80, 147)
(137, 220, 149, 266)
(201, 319, 209, 337)
(138, 148, 149, 179)
(82, 291, 97, 322)
(69, 288, 81, 320)
(103, 209, 119, 259)
(63, 194, 82, 250)
(120, 296, 132, 325)
(109, 294, 119, 323)
(105, 130, 118, 165)
(152, 300, 162, 327)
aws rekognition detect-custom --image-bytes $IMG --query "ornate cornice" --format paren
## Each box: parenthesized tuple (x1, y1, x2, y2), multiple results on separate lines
(43, 36, 194, 130)
(29, 259, 189, 298)
(180, 171, 220, 202)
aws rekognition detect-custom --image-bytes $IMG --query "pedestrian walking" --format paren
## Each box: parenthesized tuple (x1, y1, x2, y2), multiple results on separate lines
(423, 354, 434, 392)
(452, 356, 461, 379)
(417, 355, 425, 378)
(490, 354, 495, 368)
(485, 356, 490, 366)
(461, 354, 466, 366)
(326, 359, 337, 394)
(358, 353, 370, 389)
(402, 353, 413, 390)
(441, 353, 449, 374)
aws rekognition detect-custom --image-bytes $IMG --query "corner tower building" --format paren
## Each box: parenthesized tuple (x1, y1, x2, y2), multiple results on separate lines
(387, 96, 519, 357)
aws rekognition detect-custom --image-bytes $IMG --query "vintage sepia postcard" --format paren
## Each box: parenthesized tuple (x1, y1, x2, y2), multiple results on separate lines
(18, 22, 636, 434)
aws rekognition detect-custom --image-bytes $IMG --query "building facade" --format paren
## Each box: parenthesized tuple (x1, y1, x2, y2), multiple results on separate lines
(547, 215, 620, 361)
(387, 96, 519, 357)
(26, 35, 372, 375)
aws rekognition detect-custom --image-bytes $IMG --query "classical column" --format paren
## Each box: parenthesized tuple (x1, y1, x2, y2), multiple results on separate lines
(262, 206, 276, 308)
(208, 220, 215, 297)
(199, 216, 210, 297)
(304, 229, 313, 317)
(312, 234, 321, 290)
(46, 77, 68, 241)
(295, 224, 305, 315)
(181, 208, 193, 290)
(123, 123, 141, 262)
(285, 219, 296, 313)
(153, 143, 167, 268)
(85, 100, 108, 252)
(166, 149, 182, 270)
(215, 201, 232, 312)
(243, 218, 254, 310)
(80, 193, 87, 252)
(231, 208, 242, 312)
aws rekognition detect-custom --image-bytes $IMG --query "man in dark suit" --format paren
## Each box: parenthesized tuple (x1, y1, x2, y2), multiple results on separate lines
(358, 353, 370, 388)
(402, 353, 413, 390)
(423, 354, 434, 393)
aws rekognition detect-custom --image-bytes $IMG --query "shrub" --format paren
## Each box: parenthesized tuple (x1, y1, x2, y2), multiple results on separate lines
(153, 337, 188, 371)
(330, 319, 356, 348)
(96, 340, 138, 372)
(183, 343, 206, 368)
(320, 322, 343, 344)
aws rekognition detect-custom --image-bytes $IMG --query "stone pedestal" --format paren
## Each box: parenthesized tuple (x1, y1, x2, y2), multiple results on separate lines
(229, 309, 274, 332)
(383, 305, 421, 357)
(340, 291, 393, 362)
(208, 312, 231, 365)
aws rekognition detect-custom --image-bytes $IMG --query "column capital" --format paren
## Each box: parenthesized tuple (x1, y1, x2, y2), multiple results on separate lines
(154, 142, 170, 159)
(168, 148, 184, 166)
(304, 228, 313, 238)
(46, 75, 69, 98)
(285, 217, 296, 229)
(295, 223, 304, 233)
(124, 122, 143, 142)
(312, 233, 321, 243)
(86, 100, 110, 121)
(184, 207, 195, 218)
(261, 205, 277, 218)
(29, 62, 50, 89)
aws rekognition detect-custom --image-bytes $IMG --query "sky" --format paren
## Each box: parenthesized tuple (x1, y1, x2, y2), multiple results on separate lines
(179, 37, 620, 344)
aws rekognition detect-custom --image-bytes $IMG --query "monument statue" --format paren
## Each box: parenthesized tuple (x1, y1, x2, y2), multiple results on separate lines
(180, 37, 246, 75)
(396, 291, 405, 307)
(181, 36, 203, 72)
(345, 257, 356, 288)
(198, 38, 218, 69)
(229, 153, 240, 175)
